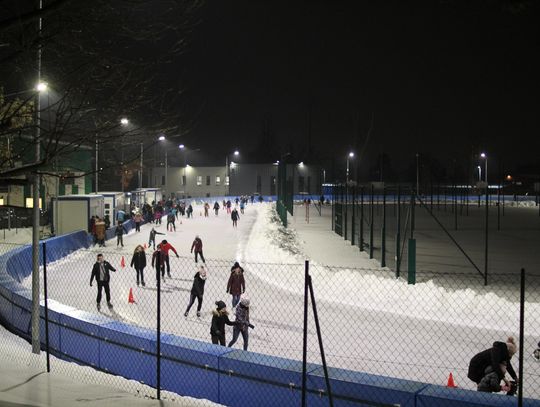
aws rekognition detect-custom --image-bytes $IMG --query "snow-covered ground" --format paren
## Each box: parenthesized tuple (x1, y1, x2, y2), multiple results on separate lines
(9, 201, 540, 399)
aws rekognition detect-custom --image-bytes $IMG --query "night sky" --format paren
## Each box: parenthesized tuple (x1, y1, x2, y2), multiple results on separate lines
(178, 1, 539, 178)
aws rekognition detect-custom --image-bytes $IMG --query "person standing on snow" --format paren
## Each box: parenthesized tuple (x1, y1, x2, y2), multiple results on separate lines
(90, 253, 116, 309)
(228, 296, 254, 351)
(184, 266, 207, 318)
(148, 227, 164, 250)
(115, 221, 126, 247)
(152, 243, 166, 282)
(231, 207, 240, 228)
(226, 262, 245, 308)
(213, 201, 220, 216)
(190, 235, 206, 264)
(210, 300, 235, 346)
(160, 239, 179, 277)
(130, 244, 147, 286)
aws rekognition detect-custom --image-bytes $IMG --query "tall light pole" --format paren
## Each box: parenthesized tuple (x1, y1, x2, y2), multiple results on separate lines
(179, 144, 186, 196)
(346, 152, 354, 184)
(480, 152, 488, 184)
(416, 153, 420, 194)
(477, 166, 482, 182)
(159, 135, 167, 198)
(480, 152, 488, 286)
(226, 150, 239, 196)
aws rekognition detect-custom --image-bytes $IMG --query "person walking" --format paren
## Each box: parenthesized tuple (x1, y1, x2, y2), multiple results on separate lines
(160, 239, 179, 277)
(190, 235, 205, 264)
(184, 266, 207, 318)
(468, 337, 519, 390)
(115, 221, 126, 247)
(213, 201, 220, 216)
(231, 207, 240, 228)
(90, 253, 116, 309)
(134, 212, 142, 232)
(210, 300, 235, 346)
(152, 243, 166, 282)
(228, 297, 254, 351)
(148, 227, 164, 250)
(130, 245, 147, 286)
(226, 262, 245, 308)
(95, 217, 106, 247)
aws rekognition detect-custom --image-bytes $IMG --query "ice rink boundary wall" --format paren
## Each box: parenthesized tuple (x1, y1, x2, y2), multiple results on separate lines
(1, 233, 539, 406)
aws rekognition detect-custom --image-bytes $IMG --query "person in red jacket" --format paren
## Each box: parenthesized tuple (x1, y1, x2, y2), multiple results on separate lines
(160, 239, 179, 277)
(226, 262, 245, 308)
(190, 235, 205, 264)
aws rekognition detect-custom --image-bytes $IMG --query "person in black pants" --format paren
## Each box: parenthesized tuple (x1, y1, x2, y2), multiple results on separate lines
(468, 337, 519, 389)
(210, 301, 235, 346)
(90, 253, 116, 309)
(130, 245, 147, 286)
(184, 266, 207, 317)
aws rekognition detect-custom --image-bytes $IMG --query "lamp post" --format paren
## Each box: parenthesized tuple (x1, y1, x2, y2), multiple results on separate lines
(477, 166, 482, 182)
(346, 152, 354, 184)
(480, 152, 488, 185)
(226, 150, 239, 196)
(159, 135, 167, 198)
(480, 152, 488, 286)
(179, 144, 186, 196)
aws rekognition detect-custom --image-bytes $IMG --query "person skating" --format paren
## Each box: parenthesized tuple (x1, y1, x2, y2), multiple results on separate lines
(166, 211, 176, 231)
(210, 300, 235, 346)
(213, 201, 220, 216)
(148, 227, 165, 250)
(184, 266, 207, 318)
(228, 296, 254, 351)
(134, 212, 142, 232)
(226, 200, 232, 214)
(130, 245, 147, 286)
(94, 217, 106, 247)
(190, 235, 205, 264)
(468, 337, 519, 390)
(186, 204, 193, 218)
(90, 253, 116, 309)
(204, 202, 210, 217)
(160, 239, 179, 277)
(239, 200, 245, 214)
(152, 243, 166, 282)
(231, 207, 240, 228)
(226, 262, 245, 308)
(115, 221, 126, 247)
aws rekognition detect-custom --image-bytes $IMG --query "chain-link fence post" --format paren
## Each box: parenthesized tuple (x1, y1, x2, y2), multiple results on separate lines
(301, 260, 309, 407)
(360, 186, 364, 252)
(395, 185, 401, 278)
(518, 268, 525, 407)
(157, 261, 161, 400)
(381, 187, 386, 268)
(369, 184, 374, 259)
(43, 241, 50, 372)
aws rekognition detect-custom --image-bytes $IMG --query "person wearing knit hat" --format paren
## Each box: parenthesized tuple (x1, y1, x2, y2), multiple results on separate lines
(210, 300, 235, 346)
(468, 337, 519, 390)
(184, 266, 207, 318)
(228, 295, 254, 351)
(227, 262, 245, 308)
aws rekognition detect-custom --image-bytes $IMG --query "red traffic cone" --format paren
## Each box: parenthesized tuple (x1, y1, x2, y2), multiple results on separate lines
(128, 288, 135, 304)
(446, 373, 457, 388)
(120, 256, 126, 268)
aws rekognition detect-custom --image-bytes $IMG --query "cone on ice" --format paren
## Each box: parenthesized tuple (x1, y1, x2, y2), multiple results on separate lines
(128, 288, 135, 304)
(120, 256, 126, 268)
(144, 243, 147, 249)
(446, 373, 457, 388)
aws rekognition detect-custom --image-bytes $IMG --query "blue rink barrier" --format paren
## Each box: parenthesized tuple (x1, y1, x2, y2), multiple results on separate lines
(1, 232, 540, 406)
(306, 366, 427, 407)
(417, 385, 540, 407)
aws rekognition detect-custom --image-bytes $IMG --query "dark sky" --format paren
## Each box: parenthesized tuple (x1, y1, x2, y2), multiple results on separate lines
(179, 1, 539, 178)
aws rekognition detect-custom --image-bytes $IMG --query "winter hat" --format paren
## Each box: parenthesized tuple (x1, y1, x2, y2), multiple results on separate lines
(240, 296, 250, 307)
(215, 300, 226, 310)
(233, 262, 240, 268)
(506, 337, 517, 356)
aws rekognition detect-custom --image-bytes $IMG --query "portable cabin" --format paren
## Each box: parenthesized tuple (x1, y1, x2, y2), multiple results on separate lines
(52, 194, 104, 236)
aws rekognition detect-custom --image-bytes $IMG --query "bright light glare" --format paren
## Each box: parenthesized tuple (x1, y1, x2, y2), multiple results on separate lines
(36, 82, 48, 92)
(234, 150, 239, 156)
(120, 118, 129, 125)
(480, 152, 486, 158)
(179, 144, 185, 149)
(158, 135, 166, 141)
(299, 162, 304, 166)
(349, 152, 355, 158)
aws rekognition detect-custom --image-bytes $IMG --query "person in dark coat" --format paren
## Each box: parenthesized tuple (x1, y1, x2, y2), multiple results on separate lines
(148, 227, 164, 250)
(226, 262, 245, 308)
(152, 244, 166, 282)
(115, 221, 126, 247)
(468, 337, 519, 388)
(228, 297, 254, 351)
(184, 266, 207, 317)
(477, 361, 511, 393)
(130, 244, 147, 286)
(213, 201, 220, 216)
(90, 253, 116, 309)
(190, 235, 205, 264)
(210, 300, 235, 346)
(231, 207, 240, 228)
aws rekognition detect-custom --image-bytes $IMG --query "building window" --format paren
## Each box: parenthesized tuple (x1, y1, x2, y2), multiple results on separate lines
(162, 176, 165, 185)
(197, 176, 202, 186)
(225, 176, 230, 186)
(206, 175, 211, 186)
(256, 175, 262, 194)
(298, 176, 305, 192)
(215, 176, 221, 186)
(182, 175, 186, 186)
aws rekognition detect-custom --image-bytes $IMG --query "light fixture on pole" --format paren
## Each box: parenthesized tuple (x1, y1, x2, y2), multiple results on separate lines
(480, 152, 488, 185)
(225, 150, 240, 196)
(477, 166, 482, 182)
(159, 135, 167, 197)
(346, 152, 354, 184)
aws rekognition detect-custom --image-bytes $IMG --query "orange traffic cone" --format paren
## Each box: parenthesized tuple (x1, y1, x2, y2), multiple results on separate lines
(144, 243, 147, 249)
(446, 373, 457, 388)
(120, 256, 125, 268)
(128, 288, 135, 304)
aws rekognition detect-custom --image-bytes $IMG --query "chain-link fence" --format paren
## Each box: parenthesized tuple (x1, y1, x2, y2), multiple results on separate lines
(1, 237, 540, 406)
